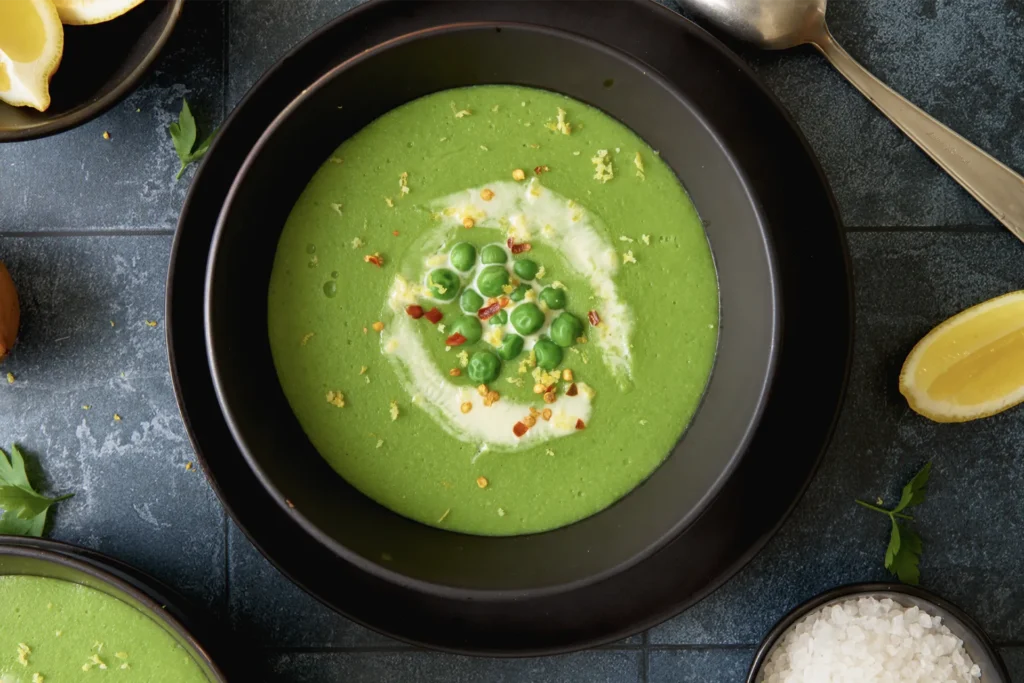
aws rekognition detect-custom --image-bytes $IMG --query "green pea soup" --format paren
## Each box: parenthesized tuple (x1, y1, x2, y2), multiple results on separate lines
(0, 575, 209, 682)
(268, 85, 719, 535)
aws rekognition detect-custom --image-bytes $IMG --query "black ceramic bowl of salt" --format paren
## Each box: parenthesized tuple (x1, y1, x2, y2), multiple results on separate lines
(748, 583, 1011, 683)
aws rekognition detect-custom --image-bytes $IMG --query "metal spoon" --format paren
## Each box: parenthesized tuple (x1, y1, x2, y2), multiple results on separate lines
(677, 0, 1024, 242)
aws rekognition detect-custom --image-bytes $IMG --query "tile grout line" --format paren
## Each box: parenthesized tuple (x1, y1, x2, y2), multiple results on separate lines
(844, 224, 1004, 234)
(0, 230, 176, 238)
(259, 644, 765, 655)
(222, 0, 229, 123)
(223, 514, 231, 625)
(641, 630, 649, 683)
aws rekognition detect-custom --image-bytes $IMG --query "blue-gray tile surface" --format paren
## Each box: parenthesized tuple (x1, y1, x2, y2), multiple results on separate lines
(1, 0, 1023, 681)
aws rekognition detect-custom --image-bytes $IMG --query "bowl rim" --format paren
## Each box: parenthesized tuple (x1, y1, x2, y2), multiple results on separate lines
(0, 0, 184, 143)
(0, 537, 228, 681)
(745, 581, 1011, 683)
(204, 20, 779, 598)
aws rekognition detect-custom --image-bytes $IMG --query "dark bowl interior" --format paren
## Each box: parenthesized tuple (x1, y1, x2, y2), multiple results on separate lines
(747, 583, 1012, 683)
(0, 0, 182, 142)
(0, 542, 225, 681)
(206, 23, 779, 595)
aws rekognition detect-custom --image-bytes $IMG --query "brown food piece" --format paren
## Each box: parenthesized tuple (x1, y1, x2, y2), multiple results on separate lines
(507, 238, 532, 254)
(477, 302, 501, 320)
(0, 263, 19, 360)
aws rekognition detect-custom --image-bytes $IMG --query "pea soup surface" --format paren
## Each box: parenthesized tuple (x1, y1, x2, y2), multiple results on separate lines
(268, 85, 719, 535)
(0, 575, 209, 682)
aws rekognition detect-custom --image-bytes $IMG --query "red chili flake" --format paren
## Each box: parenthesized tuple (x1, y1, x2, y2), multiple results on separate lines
(392, 230, 400, 236)
(477, 302, 501, 320)
(498, 296, 510, 308)
(566, 383, 579, 397)
(364, 253, 384, 267)
(546, 384, 556, 393)
(406, 305, 424, 319)
(588, 310, 601, 326)
(513, 422, 528, 438)
(424, 307, 443, 324)
(446, 332, 468, 346)
(534, 165, 550, 175)
(507, 237, 532, 254)
(575, 419, 586, 430)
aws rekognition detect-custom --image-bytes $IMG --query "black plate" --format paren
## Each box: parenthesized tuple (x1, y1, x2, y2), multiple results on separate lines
(168, 0, 852, 654)
(0, 536, 230, 680)
(0, 0, 183, 142)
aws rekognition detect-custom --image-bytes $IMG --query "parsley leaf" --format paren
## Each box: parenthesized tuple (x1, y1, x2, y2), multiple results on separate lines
(0, 445, 73, 537)
(168, 98, 215, 180)
(889, 525, 922, 585)
(855, 462, 931, 585)
(892, 461, 931, 514)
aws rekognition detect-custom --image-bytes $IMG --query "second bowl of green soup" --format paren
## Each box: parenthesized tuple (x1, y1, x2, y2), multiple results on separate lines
(205, 23, 779, 593)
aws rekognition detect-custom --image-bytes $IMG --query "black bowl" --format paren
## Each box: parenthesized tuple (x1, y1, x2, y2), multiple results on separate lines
(0, 537, 228, 681)
(747, 583, 1011, 682)
(205, 23, 779, 594)
(0, 0, 183, 142)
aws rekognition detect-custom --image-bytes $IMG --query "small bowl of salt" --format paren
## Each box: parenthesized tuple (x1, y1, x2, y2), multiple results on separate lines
(747, 583, 1010, 683)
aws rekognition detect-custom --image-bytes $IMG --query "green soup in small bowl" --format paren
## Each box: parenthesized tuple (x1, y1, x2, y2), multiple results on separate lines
(0, 543, 223, 683)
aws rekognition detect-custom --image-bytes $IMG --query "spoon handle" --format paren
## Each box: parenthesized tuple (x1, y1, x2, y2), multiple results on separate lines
(813, 27, 1024, 242)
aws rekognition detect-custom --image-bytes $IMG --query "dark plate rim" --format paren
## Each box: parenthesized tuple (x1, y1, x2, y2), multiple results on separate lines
(745, 582, 1012, 683)
(0, 0, 184, 143)
(167, 0, 854, 655)
(203, 18, 781, 599)
(0, 535, 229, 681)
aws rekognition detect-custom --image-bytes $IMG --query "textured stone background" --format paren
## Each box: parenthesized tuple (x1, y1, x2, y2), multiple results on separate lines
(2, 0, 1024, 680)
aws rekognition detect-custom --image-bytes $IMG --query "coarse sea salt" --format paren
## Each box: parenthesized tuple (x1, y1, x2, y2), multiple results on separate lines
(759, 597, 982, 683)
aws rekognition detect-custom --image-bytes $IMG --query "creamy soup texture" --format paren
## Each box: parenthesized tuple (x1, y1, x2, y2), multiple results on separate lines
(268, 85, 718, 535)
(0, 575, 209, 682)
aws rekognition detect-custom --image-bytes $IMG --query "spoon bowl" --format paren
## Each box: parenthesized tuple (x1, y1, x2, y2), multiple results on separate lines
(690, 0, 825, 49)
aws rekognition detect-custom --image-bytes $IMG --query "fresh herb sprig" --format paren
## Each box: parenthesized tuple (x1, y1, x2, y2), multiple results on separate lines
(855, 462, 931, 585)
(0, 444, 73, 537)
(169, 98, 215, 180)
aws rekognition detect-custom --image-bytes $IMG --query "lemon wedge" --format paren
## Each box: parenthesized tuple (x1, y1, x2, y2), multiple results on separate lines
(900, 290, 1024, 422)
(51, 0, 145, 25)
(0, 0, 63, 111)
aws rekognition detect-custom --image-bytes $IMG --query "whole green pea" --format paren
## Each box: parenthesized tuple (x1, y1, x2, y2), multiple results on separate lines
(539, 286, 566, 310)
(550, 312, 583, 347)
(480, 244, 508, 264)
(497, 334, 524, 361)
(534, 339, 563, 370)
(450, 242, 477, 272)
(513, 259, 539, 280)
(477, 265, 509, 297)
(428, 268, 460, 301)
(491, 309, 508, 325)
(510, 303, 545, 335)
(460, 288, 484, 314)
(467, 350, 501, 383)
(450, 315, 483, 344)
(509, 284, 532, 302)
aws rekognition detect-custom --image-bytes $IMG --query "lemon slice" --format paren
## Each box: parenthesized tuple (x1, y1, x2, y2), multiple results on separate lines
(0, 0, 63, 111)
(900, 290, 1024, 422)
(51, 0, 145, 25)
